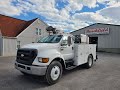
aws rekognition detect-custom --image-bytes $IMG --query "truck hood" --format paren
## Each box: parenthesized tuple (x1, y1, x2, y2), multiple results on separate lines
(22, 43, 59, 50)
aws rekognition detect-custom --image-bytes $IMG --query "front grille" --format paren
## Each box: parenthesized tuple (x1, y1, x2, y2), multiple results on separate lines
(16, 48, 37, 65)
(18, 64, 25, 69)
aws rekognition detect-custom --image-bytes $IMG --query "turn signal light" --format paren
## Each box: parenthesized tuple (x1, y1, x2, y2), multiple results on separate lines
(38, 58, 49, 63)
(42, 58, 49, 63)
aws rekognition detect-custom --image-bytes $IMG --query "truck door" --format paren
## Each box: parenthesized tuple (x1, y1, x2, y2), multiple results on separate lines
(60, 35, 74, 60)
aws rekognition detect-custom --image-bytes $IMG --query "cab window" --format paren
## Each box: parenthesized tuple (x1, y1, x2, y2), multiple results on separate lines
(61, 36, 68, 46)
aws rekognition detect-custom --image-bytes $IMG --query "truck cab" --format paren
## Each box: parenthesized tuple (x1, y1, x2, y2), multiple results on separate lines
(15, 34, 97, 85)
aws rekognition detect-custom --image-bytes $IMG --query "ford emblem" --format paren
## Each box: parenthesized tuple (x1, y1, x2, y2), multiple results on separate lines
(21, 54, 24, 57)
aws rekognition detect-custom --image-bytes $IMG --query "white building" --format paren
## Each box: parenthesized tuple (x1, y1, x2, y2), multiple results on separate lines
(0, 14, 49, 56)
(71, 23, 120, 53)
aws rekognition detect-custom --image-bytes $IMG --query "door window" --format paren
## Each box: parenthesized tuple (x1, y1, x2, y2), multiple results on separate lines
(61, 36, 68, 46)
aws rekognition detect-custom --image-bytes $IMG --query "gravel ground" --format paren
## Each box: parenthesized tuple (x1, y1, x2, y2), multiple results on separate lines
(0, 52, 120, 90)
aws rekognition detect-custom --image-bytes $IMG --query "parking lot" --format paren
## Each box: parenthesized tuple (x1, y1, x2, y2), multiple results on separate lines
(0, 52, 120, 90)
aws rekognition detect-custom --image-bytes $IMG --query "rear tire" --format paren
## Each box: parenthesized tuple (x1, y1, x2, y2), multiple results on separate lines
(85, 55, 93, 69)
(45, 61, 62, 85)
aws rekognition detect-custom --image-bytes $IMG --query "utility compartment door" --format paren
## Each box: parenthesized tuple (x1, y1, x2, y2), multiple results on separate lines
(74, 44, 85, 66)
(89, 44, 96, 60)
(84, 44, 90, 63)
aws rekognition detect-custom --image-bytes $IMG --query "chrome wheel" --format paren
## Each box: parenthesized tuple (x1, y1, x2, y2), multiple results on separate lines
(50, 66, 60, 81)
(45, 61, 62, 85)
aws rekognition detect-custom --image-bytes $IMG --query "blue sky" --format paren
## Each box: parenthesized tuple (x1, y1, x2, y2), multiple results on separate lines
(0, 0, 120, 32)
(14, 1, 106, 20)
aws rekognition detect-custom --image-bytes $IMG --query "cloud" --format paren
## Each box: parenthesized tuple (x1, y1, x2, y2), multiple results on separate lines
(65, 0, 83, 13)
(98, 2, 120, 24)
(73, 2, 120, 26)
(1, 0, 120, 31)
(46, 19, 89, 31)
(73, 12, 111, 24)
(0, 0, 21, 16)
(80, 0, 97, 8)
(97, 0, 120, 6)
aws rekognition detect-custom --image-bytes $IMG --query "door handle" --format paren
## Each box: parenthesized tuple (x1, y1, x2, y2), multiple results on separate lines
(72, 47, 74, 50)
(60, 48, 64, 51)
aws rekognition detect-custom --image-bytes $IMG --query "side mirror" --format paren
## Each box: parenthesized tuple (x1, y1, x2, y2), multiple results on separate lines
(68, 36, 71, 46)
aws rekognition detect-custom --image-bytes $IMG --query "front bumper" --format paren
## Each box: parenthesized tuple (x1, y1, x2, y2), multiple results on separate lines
(15, 62, 47, 76)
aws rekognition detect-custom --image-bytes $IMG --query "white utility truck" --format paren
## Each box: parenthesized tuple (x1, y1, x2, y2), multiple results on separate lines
(15, 27, 97, 85)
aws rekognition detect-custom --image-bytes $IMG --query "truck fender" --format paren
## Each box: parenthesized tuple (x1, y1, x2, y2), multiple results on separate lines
(49, 57, 66, 70)
(32, 49, 65, 66)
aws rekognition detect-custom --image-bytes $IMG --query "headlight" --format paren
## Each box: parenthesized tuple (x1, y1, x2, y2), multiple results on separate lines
(38, 57, 49, 63)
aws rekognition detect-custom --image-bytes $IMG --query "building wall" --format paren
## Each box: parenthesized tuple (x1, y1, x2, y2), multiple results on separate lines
(3, 37, 17, 56)
(0, 36, 3, 56)
(17, 18, 49, 48)
(1, 19, 49, 56)
(71, 24, 120, 53)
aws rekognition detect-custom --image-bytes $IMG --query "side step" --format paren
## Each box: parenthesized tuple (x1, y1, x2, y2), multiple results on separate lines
(65, 59, 77, 70)
(65, 59, 74, 63)
(66, 65, 77, 70)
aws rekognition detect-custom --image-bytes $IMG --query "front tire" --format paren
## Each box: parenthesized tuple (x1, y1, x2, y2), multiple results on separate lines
(45, 61, 63, 85)
(85, 55, 93, 69)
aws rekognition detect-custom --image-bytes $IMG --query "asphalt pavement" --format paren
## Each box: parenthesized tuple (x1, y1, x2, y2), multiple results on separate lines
(0, 52, 120, 90)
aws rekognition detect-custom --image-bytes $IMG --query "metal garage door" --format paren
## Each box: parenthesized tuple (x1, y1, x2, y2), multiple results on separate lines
(3, 37, 17, 56)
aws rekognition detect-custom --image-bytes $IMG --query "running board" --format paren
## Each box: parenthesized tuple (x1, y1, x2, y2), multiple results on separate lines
(66, 66, 77, 70)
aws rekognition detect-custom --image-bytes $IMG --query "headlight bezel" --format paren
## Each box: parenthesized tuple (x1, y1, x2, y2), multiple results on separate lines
(38, 57, 49, 63)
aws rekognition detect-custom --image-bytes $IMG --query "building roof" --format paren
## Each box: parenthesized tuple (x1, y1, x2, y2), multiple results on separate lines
(71, 23, 120, 33)
(0, 14, 37, 37)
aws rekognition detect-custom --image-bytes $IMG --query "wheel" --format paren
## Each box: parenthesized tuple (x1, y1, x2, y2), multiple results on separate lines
(85, 55, 93, 69)
(45, 61, 63, 85)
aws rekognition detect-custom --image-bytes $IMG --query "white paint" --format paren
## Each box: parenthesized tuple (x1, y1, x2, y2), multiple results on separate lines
(19, 34, 96, 67)
(15, 34, 97, 76)
(3, 37, 17, 56)
(81, 34, 89, 43)
(60, 35, 74, 60)
(17, 19, 49, 47)
(1, 18, 49, 56)
(74, 44, 96, 66)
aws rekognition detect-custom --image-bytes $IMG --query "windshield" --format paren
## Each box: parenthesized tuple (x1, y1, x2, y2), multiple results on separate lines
(38, 35, 63, 43)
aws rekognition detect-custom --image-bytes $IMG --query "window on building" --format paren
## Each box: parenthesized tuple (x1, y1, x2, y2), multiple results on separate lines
(36, 28, 38, 35)
(36, 28, 41, 35)
(17, 41, 20, 49)
(39, 29, 41, 35)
